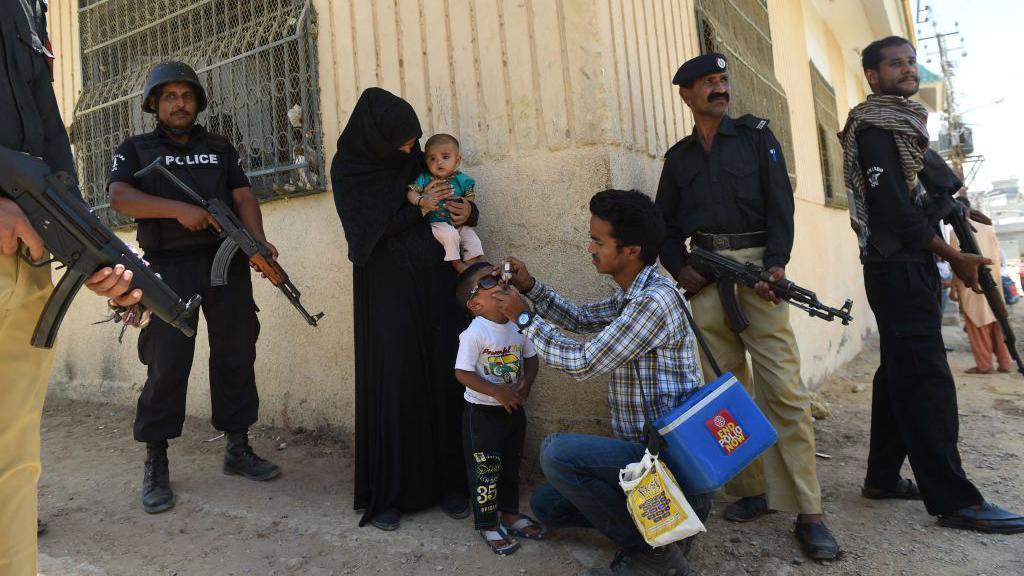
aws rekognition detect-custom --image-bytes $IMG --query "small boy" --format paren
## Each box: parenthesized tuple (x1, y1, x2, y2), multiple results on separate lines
(454, 262, 545, 555)
(407, 134, 484, 273)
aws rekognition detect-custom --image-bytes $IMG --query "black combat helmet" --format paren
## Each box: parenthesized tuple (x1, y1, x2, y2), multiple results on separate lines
(141, 61, 207, 114)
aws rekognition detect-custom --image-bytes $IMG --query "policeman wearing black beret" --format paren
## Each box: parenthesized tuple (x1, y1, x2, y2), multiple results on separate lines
(655, 52, 841, 560)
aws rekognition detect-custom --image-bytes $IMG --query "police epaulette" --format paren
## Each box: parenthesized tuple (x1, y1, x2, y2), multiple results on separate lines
(664, 135, 693, 157)
(737, 114, 770, 131)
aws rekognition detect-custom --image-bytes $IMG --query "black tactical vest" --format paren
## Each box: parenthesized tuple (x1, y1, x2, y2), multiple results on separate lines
(129, 126, 237, 252)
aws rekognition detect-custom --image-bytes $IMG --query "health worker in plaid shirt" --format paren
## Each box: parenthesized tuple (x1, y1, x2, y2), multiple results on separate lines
(492, 189, 710, 576)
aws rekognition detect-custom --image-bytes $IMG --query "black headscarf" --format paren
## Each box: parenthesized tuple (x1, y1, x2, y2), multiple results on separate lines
(331, 88, 424, 265)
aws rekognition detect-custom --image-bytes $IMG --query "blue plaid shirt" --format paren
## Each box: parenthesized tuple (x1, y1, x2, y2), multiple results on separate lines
(522, 265, 703, 442)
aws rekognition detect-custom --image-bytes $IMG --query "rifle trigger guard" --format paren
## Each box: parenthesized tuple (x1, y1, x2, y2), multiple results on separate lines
(18, 246, 56, 268)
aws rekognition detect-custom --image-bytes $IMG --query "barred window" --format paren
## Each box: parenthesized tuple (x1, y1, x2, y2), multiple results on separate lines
(695, 0, 796, 186)
(72, 0, 325, 227)
(809, 61, 846, 209)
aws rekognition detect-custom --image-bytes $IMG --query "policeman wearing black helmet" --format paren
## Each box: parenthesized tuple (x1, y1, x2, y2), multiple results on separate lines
(108, 61, 281, 514)
(655, 53, 840, 560)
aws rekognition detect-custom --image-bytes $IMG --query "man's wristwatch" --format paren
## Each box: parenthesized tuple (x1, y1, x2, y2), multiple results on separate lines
(515, 311, 536, 333)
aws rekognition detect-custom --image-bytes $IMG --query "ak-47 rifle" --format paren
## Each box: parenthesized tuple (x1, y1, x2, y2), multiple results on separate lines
(0, 145, 201, 348)
(135, 159, 324, 327)
(945, 202, 1024, 377)
(686, 247, 853, 333)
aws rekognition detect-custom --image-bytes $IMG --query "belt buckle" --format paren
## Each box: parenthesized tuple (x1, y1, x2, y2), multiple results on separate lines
(712, 236, 730, 251)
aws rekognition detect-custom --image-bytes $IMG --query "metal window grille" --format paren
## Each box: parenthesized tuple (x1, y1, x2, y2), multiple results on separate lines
(695, 0, 796, 187)
(72, 0, 325, 227)
(809, 61, 847, 209)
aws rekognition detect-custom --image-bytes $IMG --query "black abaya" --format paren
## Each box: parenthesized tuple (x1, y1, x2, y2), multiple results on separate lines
(331, 88, 471, 525)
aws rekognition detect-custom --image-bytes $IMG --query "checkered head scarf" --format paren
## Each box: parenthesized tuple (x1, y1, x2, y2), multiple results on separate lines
(838, 94, 929, 253)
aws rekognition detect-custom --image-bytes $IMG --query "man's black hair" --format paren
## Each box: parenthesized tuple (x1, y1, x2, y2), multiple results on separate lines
(862, 36, 914, 71)
(588, 189, 666, 266)
(455, 261, 495, 308)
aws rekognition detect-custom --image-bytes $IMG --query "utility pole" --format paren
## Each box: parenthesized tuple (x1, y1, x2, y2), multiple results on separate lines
(917, 4, 981, 197)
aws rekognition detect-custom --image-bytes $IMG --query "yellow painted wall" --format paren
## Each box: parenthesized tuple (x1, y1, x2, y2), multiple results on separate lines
(43, 0, 906, 456)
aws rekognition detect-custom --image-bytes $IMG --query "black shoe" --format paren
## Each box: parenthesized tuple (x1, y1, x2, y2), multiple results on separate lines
(371, 508, 401, 531)
(142, 441, 176, 514)
(862, 478, 922, 500)
(440, 492, 471, 520)
(794, 521, 839, 561)
(723, 495, 769, 522)
(586, 546, 692, 576)
(674, 537, 694, 558)
(223, 431, 282, 481)
(938, 502, 1024, 534)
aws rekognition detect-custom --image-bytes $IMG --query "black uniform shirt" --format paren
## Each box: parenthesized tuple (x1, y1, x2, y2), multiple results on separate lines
(108, 124, 250, 254)
(655, 114, 795, 278)
(0, 0, 75, 175)
(856, 126, 959, 263)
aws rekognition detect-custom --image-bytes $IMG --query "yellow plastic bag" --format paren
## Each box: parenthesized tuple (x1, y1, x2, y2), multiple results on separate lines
(619, 449, 706, 547)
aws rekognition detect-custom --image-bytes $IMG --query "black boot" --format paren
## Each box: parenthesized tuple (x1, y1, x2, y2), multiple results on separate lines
(223, 431, 281, 481)
(142, 441, 175, 514)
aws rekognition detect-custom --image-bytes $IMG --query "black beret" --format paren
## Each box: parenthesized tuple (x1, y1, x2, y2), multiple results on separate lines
(672, 53, 728, 86)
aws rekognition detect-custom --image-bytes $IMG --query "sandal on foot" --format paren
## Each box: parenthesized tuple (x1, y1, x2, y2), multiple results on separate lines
(862, 478, 922, 500)
(480, 526, 521, 555)
(965, 367, 992, 375)
(502, 514, 546, 540)
(440, 493, 471, 520)
(370, 509, 401, 531)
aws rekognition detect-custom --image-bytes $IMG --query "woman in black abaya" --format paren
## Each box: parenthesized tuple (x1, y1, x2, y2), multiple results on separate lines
(331, 88, 474, 530)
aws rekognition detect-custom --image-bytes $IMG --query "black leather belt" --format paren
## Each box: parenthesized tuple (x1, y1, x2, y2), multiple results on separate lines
(691, 231, 767, 251)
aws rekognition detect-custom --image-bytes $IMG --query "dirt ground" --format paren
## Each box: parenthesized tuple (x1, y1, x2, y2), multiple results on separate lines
(37, 318, 1024, 575)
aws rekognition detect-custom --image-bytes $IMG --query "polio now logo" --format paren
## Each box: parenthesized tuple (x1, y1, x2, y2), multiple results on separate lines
(705, 409, 748, 455)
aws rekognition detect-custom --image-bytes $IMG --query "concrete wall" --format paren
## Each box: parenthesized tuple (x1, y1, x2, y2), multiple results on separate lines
(43, 0, 907, 456)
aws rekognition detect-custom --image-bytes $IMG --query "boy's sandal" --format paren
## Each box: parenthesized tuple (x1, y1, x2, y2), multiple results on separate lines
(480, 526, 521, 555)
(501, 515, 547, 540)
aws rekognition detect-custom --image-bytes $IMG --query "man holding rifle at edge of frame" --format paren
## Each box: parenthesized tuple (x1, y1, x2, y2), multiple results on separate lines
(1, 2, 151, 573)
(839, 35, 1024, 534)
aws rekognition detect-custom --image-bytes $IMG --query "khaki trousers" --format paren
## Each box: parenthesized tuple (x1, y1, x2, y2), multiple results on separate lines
(688, 247, 822, 514)
(964, 317, 1011, 373)
(0, 254, 54, 576)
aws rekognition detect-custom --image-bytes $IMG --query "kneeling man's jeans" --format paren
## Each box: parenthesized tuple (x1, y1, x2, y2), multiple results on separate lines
(530, 432, 713, 552)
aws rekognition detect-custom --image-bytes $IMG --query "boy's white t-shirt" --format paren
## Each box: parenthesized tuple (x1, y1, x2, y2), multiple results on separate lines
(455, 316, 537, 406)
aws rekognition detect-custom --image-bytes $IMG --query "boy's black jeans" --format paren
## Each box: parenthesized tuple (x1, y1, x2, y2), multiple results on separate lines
(462, 402, 526, 530)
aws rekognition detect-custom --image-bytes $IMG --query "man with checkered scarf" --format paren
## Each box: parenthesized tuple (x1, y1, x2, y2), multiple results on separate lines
(840, 35, 1023, 535)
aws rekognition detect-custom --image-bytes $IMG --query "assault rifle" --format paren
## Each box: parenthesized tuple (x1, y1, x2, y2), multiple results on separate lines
(0, 145, 201, 348)
(135, 159, 324, 327)
(687, 247, 853, 333)
(945, 202, 1024, 377)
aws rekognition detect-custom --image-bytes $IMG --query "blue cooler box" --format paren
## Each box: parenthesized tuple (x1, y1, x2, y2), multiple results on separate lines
(653, 372, 777, 494)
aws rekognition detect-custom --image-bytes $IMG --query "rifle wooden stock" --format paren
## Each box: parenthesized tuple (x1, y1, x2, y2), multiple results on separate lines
(135, 158, 324, 327)
(250, 253, 286, 286)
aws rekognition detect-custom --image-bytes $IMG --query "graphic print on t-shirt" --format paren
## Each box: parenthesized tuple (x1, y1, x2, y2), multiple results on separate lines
(455, 317, 537, 406)
(483, 346, 522, 384)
